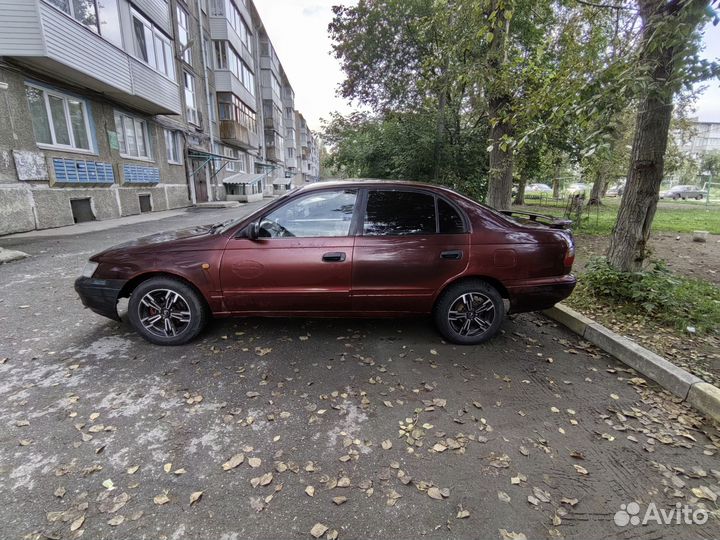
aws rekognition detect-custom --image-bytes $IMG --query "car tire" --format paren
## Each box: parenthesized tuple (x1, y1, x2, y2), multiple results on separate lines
(696, 194, 703, 200)
(433, 280, 505, 345)
(128, 277, 208, 346)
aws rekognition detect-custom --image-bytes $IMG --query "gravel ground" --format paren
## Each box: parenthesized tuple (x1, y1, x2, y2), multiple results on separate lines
(1, 207, 719, 540)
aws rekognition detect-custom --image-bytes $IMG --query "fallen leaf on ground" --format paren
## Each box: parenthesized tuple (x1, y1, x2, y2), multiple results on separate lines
(310, 523, 328, 538)
(499, 529, 527, 540)
(108, 515, 124, 526)
(190, 491, 203, 505)
(154, 493, 170, 505)
(222, 454, 245, 471)
(70, 515, 85, 531)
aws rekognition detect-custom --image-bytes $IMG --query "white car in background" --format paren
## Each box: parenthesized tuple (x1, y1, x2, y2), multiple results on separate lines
(566, 183, 588, 195)
(525, 183, 553, 198)
(660, 185, 707, 200)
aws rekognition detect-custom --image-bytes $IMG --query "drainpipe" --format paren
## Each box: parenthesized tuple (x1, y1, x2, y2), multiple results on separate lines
(196, 0, 216, 201)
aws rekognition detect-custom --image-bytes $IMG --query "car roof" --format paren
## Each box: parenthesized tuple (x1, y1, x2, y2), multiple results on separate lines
(293, 179, 461, 196)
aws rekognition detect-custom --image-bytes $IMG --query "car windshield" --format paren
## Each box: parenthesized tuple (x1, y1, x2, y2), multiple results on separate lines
(208, 193, 290, 235)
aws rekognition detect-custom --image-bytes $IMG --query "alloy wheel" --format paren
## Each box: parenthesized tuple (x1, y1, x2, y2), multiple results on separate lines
(447, 292, 496, 337)
(137, 289, 192, 338)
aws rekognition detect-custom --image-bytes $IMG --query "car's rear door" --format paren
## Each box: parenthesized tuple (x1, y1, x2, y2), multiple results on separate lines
(351, 188, 470, 313)
(219, 188, 359, 313)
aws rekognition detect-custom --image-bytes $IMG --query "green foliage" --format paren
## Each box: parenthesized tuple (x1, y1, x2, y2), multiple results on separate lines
(519, 198, 720, 235)
(322, 111, 489, 199)
(580, 257, 720, 334)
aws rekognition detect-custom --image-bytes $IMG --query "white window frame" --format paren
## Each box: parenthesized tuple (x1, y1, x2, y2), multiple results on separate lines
(177, 4, 191, 64)
(223, 146, 237, 172)
(131, 9, 175, 80)
(164, 129, 182, 164)
(26, 83, 94, 154)
(115, 111, 153, 161)
(184, 71, 199, 126)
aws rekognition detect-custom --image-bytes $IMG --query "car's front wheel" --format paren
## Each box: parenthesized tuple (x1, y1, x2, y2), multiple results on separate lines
(128, 277, 208, 345)
(434, 280, 505, 345)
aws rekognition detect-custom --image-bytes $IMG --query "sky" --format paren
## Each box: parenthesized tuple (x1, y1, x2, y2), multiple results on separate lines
(255, 2, 720, 131)
(254, 0, 358, 132)
(694, 22, 720, 122)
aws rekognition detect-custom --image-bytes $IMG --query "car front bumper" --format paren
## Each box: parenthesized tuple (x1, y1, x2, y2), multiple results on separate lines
(74, 276, 126, 321)
(506, 275, 577, 314)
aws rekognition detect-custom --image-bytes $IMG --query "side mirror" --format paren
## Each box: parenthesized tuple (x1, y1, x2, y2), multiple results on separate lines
(248, 221, 260, 240)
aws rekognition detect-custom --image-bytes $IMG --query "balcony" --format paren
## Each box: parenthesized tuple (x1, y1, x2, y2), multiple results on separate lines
(220, 120, 260, 150)
(264, 114, 283, 131)
(266, 147, 283, 163)
(0, 1, 181, 114)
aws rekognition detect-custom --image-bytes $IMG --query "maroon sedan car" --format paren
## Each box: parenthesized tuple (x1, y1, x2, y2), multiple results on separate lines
(75, 181, 576, 345)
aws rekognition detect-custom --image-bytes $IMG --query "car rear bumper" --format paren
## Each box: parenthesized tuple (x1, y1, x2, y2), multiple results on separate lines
(505, 275, 577, 314)
(74, 276, 125, 321)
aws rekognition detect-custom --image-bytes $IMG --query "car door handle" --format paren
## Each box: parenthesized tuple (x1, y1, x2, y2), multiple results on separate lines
(322, 252, 346, 262)
(440, 250, 463, 260)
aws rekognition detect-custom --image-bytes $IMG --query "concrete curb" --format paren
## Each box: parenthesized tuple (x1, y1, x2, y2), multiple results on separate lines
(543, 304, 720, 424)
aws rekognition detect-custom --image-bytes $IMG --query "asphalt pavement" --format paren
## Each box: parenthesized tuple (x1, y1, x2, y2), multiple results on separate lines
(1, 204, 718, 540)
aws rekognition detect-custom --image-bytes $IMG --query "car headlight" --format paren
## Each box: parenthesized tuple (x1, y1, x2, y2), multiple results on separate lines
(81, 261, 99, 278)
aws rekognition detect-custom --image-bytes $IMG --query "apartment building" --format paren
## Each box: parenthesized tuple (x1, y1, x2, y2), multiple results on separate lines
(676, 120, 720, 156)
(0, 0, 320, 235)
(295, 111, 320, 184)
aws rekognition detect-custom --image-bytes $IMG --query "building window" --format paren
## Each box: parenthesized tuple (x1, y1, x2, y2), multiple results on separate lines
(164, 129, 182, 164)
(25, 84, 93, 152)
(270, 73, 281, 96)
(214, 40, 228, 70)
(213, 41, 254, 96)
(177, 4, 191, 64)
(132, 9, 175, 79)
(184, 72, 199, 125)
(209, 92, 217, 123)
(114, 111, 152, 160)
(223, 146, 237, 172)
(218, 93, 256, 132)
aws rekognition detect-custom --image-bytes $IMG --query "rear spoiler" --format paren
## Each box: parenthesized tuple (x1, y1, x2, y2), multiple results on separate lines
(499, 210, 572, 230)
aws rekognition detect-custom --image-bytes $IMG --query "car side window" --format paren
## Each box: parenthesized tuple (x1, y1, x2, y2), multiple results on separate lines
(438, 198, 465, 234)
(364, 190, 436, 236)
(259, 190, 357, 238)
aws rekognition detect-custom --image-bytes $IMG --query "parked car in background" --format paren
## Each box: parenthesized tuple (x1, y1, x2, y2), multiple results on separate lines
(525, 183, 553, 197)
(606, 183, 625, 197)
(75, 181, 576, 346)
(660, 185, 707, 200)
(566, 183, 588, 195)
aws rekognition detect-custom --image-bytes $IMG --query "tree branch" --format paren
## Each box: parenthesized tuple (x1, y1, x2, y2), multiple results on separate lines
(574, 0, 635, 11)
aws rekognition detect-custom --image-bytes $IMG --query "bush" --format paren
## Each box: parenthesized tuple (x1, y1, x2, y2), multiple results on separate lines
(580, 257, 720, 334)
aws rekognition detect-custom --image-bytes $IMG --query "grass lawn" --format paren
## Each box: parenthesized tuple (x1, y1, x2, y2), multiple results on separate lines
(517, 196, 720, 235)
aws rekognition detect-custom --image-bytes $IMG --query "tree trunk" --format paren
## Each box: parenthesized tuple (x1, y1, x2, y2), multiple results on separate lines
(606, 0, 690, 272)
(552, 159, 562, 199)
(486, 96, 514, 210)
(433, 84, 447, 182)
(514, 176, 526, 205)
(587, 161, 609, 206)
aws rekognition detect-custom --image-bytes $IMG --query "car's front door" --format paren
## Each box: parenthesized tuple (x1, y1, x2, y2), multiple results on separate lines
(351, 189, 470, 313)
(220, 189, 359, 313)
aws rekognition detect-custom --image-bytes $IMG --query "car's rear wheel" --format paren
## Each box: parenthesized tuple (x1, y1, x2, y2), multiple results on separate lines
(434, 280, 505, 345)
(128, 277, 207, 345)
(696, 194, 703, 200)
